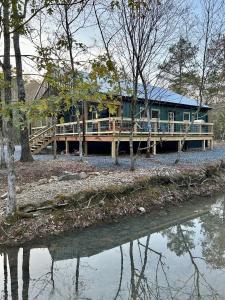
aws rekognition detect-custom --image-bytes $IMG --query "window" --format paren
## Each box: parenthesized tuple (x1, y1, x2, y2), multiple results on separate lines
(151, 109, 160, 119)
(183, 112, 190, 121)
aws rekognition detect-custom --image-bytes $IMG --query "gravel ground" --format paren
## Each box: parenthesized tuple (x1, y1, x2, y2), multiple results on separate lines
(0, 144, 224, 210)
(15, 167, 180, 209)
(14, 144, 225, 169)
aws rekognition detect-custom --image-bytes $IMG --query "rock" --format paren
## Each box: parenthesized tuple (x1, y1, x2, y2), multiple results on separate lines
(38, 178, 48, 185)
(16, 186, 22, 193)
(220, 160, 225, 169)
(99, 199, 105, 207)
(138, 207, 146, 213)
(48, 178, 55, 183)
(51, 176, 58, 181)
(1, 192, 7, 200)
(22, 205, 36, 213)
(205, 164, 219, 177)
(32, 213, 40, 217)
(58, 172, 80, 181)
(58, 171, 88, 181)
(90, 172, 101, 176)
(79, 172, 88, 179)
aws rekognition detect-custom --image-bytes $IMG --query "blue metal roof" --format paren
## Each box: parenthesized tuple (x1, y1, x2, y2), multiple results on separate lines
(137, 84, 209, 108)
(99, 80, 209, 109)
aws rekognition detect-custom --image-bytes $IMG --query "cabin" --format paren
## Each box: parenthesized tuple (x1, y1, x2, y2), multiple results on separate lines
(30, 83, 213, 157)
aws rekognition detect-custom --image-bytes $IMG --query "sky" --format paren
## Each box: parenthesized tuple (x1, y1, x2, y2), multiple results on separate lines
(0, 0, 224, 85)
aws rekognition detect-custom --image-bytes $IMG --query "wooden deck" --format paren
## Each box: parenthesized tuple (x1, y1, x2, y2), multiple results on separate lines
(30, 117, 214, 156)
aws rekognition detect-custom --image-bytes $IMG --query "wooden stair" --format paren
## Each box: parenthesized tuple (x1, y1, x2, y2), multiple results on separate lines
(29, 126, 54, 155)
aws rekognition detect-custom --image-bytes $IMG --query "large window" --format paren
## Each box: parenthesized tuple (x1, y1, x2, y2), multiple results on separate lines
(183, 112, 190, 121)
(151, 109, 160, 119)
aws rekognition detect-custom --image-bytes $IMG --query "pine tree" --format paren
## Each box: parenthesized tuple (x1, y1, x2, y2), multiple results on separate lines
(205, 36, 225, 103)
(159, 37, 199, 96)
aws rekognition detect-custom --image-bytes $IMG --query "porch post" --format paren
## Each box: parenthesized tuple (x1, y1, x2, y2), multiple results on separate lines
(153, 140, 156, 155)
(210, 139, 214, 150)
(111, 140, 116, 158)
(202, 140, 206, 151)
(178, 140, 182, 152)
(84, 142, 88, 156)
(65, 138, 69, 154)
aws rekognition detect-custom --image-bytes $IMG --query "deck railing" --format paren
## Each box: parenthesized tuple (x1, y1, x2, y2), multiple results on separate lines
(31, 118, 214, 136)
(49, 117, 214, 136)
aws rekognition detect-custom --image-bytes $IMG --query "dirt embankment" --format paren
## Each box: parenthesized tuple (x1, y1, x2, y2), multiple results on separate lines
(0, 160, 225, 247)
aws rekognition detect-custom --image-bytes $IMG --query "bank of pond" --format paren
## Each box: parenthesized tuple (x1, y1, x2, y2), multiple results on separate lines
(1, 193, 225, 299)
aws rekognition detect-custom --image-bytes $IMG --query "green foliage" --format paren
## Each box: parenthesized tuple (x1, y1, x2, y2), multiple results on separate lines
(159, 37, 199, 96)
(204, 36, 225, 101)
(212, 108, 225, 139)
(162, 223, 195, 256)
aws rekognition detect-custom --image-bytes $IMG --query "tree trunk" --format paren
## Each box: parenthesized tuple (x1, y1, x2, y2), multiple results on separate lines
(22, 249, 30, 300)
(75, 256, 80, 294)
(146, 108, 152, 158)
(82, 101, 86, 155)
(0, 127, 7, 169)
(3, 0, 17, 216)
(53, 116, 57, 160)
(115, 99, 123, 165)
(4, 253, 8, 300)
(0, 91, 6, 169)
(76, 110, 83, 162)
(8, 248, 19, 300)
(12, 1, 33, 162)
(138, 63, 152, 158)
(130, 96, 135, 171)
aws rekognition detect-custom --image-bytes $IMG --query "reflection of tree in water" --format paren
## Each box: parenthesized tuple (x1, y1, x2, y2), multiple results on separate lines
(163, 222, 219, 299)
(200, 200, 225, 269)
(162, 221, 195, 256)
(3, 252, 8, 300)
(7, 248, 19, 300)
(125, 235, 175, 300)
(2, 212, 224, 300)
(2, 248, 30, 300)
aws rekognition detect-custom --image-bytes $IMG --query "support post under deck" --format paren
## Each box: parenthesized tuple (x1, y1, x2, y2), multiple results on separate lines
(65, 139, 69, 154)
(153, 140, 156, 155)
(111, 140, 116, 158)
(178, 140, 182, 152)
(202, 140, 206, 151)
(84, 142, 88, 156)
(210, 139, 214, 150)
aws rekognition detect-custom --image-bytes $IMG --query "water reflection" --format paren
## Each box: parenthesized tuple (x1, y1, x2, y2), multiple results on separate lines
(1, 195, 225, 299)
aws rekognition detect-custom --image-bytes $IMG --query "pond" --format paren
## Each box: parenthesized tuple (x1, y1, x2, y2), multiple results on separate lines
(1, 194, 225, 300)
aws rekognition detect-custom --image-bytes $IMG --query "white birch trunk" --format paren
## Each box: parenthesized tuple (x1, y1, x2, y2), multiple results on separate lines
(5, 124, 16, 216)
(3, 0, 17, 216)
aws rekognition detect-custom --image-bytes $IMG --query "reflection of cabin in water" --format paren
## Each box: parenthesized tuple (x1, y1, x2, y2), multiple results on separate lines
(24, 197, 215, 262)
(30, 83, 213, 156)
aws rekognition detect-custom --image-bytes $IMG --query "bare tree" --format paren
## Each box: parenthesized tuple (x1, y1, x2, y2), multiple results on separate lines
(93, 0, 184, 169)
(55, 0, 90, 161)
(1, 0, 17, 216)
(0, 107, 6, 169)
(175, 0, 224, 164)
(12, 0, 34, 162)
